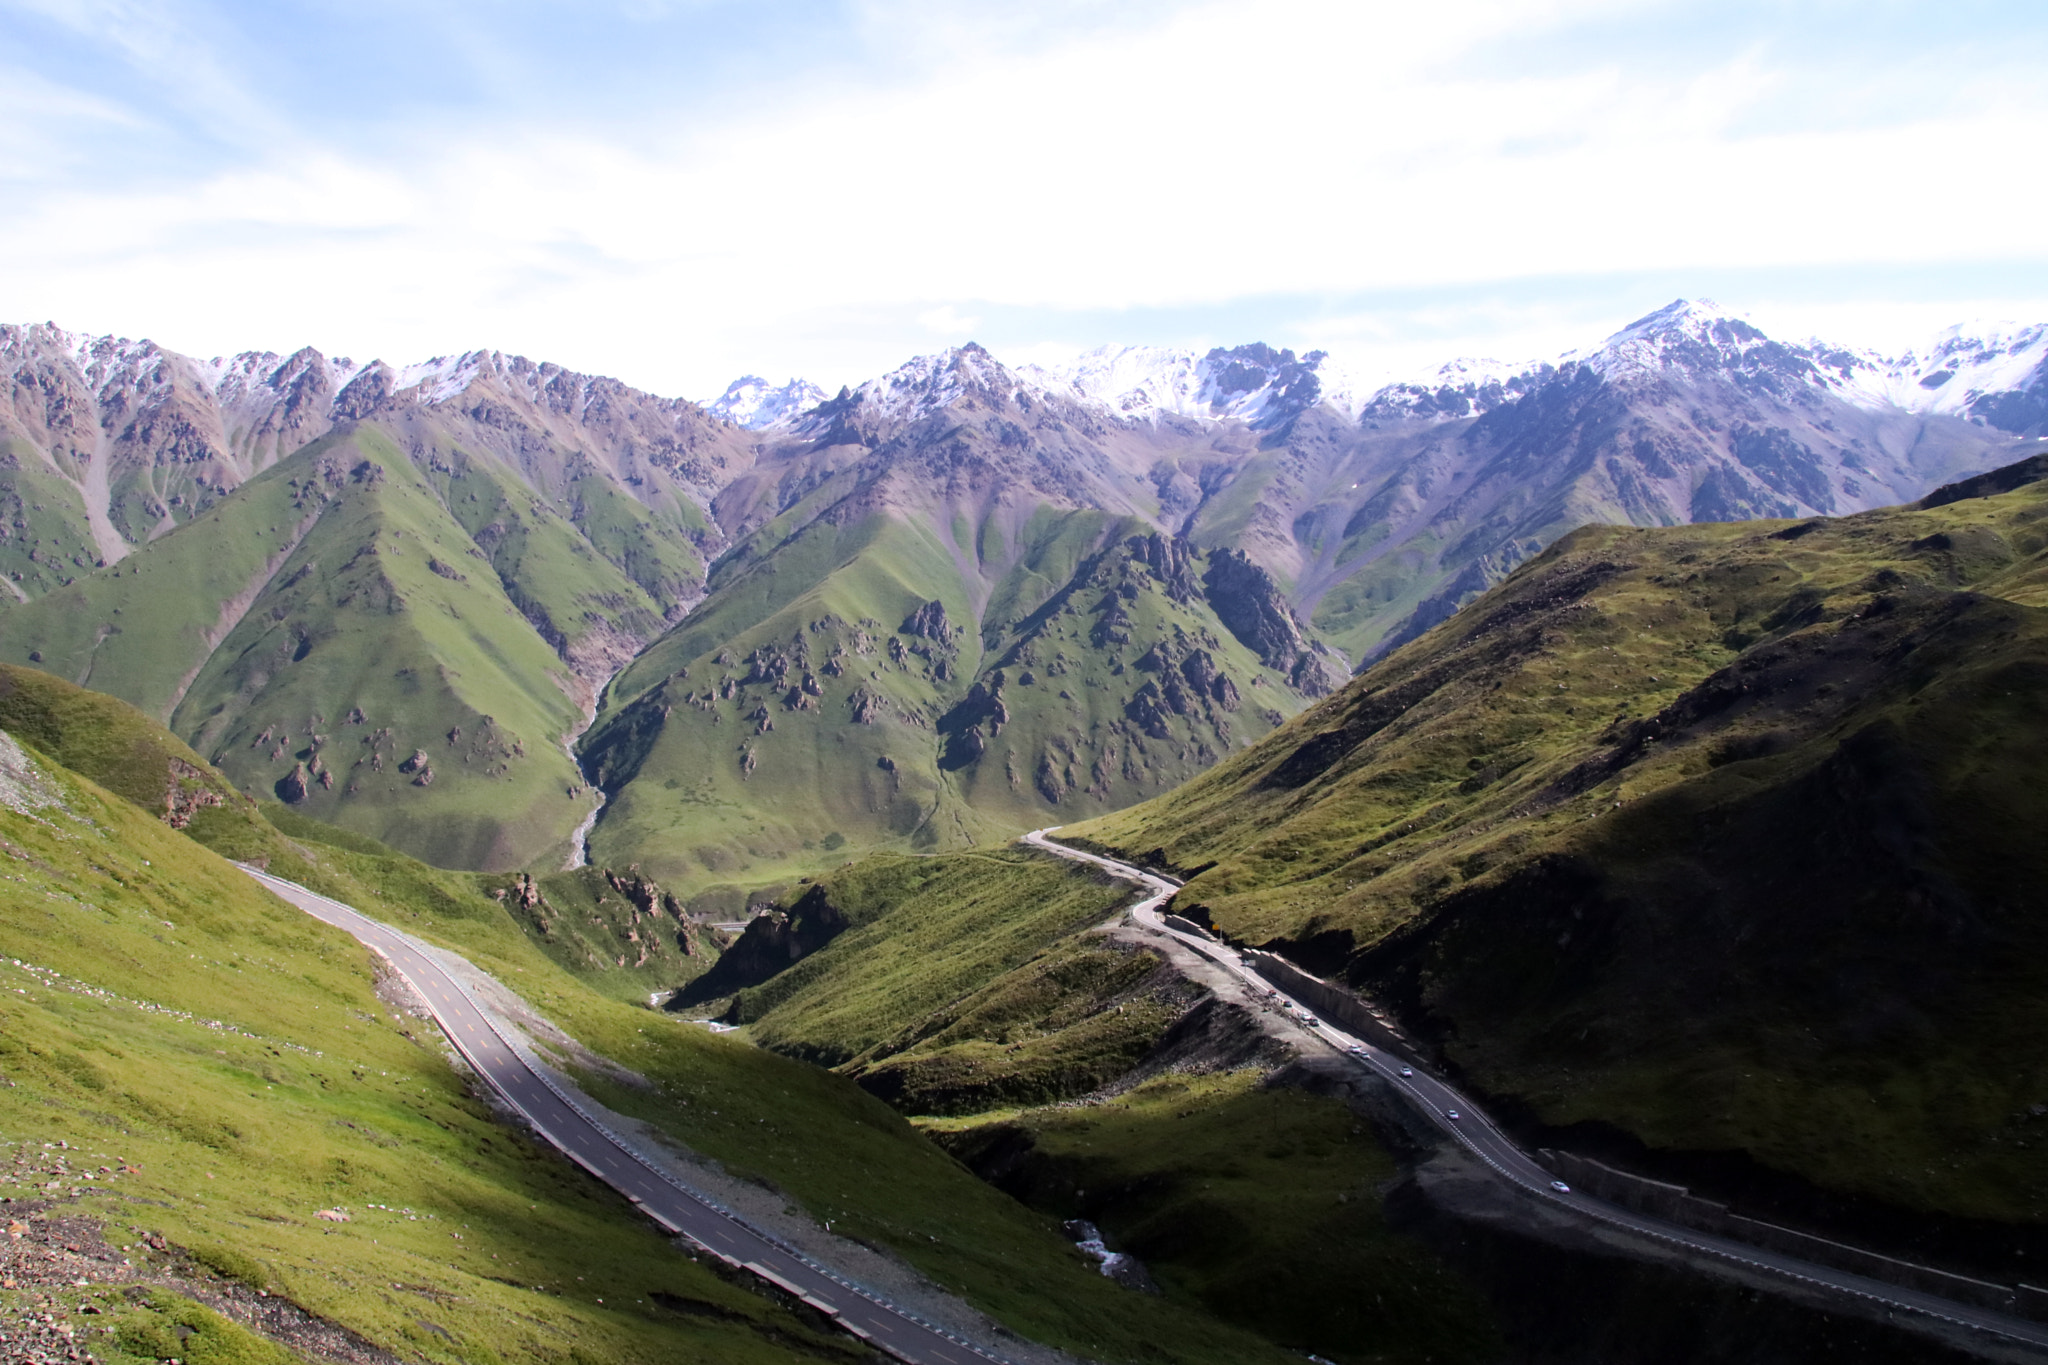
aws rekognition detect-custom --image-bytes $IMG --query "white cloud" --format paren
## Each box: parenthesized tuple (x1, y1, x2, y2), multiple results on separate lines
(917, 304, 981, 335)
(2, 0, 2045, 394)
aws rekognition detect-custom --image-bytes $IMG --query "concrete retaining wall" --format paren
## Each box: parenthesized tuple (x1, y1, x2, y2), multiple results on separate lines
(1539, 1150, 2024, 1315)
(1242, 950, 1413, 1056)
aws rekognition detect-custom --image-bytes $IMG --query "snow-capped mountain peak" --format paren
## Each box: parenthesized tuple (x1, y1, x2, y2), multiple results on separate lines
(1577, 298, 1783, 381)
(1885, 320, 2048, 430)
(1598, 297, 1750, 349)
(843, 344, 1023, 422)
(709, 374, 829, 430)
(1025, 342, 1341, 428)
(1023, 345, 1209, 419)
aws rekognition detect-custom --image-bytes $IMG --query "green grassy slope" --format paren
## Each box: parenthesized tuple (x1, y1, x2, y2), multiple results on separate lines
(0, 451, 102, 598)
(0, 432, 605, 869)
(1069, 458, 2048, 1235)
(421, 445, 699, 661)
(0, 660, 246, 818)
(0, 416, 721, 872)
(0, 665, 1358, 1365)
(168, 433, 596, 870)
(584, 504, 1314, 893)
(0, 733, 853, 1365)
(717, 852, 1157, 1111)
(0, 435, 330, 718)
(586, 506, 984, 887)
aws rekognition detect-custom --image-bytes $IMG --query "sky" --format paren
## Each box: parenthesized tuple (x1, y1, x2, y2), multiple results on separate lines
(4, 0, 2047, 399)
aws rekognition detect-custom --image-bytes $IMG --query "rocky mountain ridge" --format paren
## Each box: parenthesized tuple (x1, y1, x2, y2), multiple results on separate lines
(725, 300, 2048, 444)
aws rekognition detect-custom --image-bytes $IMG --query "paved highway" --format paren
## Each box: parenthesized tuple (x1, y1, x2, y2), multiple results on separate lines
(238, 864, 1014, 1365)
(1021, 829, 2048, 1355)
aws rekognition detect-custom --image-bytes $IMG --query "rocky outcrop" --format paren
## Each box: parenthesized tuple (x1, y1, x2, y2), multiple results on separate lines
(163, 757, 226, 828)
(1203, 549, 1343, 694)
(671, 884, 849, 1008)
(938, 672, 1009, 770)
(1125, 533, 1201, 603)
(900, 599, 956, 643)
(275, 762, 310, 804)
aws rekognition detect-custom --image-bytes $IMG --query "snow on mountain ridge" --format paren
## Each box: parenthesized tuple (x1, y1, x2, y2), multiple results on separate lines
(709, 375, 829, 430)
(23, 300, 2048, 458)
(1021, 344, 1209, 419)
(1890, 321, 2048, 417)
(847, 343, 1028, 421)
(1022, 342, 1368, 425)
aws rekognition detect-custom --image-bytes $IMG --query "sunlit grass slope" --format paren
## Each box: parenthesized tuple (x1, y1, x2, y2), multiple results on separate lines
(0, 738, 854, 1365)
(723, 851, 1160, 1112)
(0, 422, 716, 872)
(0, 431, 604, 869)
(0, 666, 1339, 1365)
(586, 503, 1307, 894)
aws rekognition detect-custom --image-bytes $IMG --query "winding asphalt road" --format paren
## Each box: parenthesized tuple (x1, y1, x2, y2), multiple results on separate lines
(1021, 829, 2048, 1356)
(238, 864, 1014, 1365)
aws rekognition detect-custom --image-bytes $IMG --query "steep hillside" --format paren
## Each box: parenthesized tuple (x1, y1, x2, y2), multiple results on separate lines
(678, 846, 1504, 1364)
(0, 723, 862, 1365)
(0, 665, 1376, 1365)
(1069, 453, 2048, 1242)
(0, 433, 612, 867)
(0, 324, 763, 868)
(583, 390, 1342, 888)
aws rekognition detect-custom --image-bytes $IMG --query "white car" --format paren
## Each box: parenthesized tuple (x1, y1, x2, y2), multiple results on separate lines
(1399, 1067, 1413, 1077)
(1551, 1181, 1571, 1193)
(1445, 1109, 1461, 1120)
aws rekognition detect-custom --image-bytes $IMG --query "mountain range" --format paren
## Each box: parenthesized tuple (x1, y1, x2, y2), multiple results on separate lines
(0, 301, 2040, 883)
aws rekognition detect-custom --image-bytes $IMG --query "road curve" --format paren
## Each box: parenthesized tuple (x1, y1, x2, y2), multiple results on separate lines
(1020, 829, 2048, 1356)
(238, 864, 1015, 1365)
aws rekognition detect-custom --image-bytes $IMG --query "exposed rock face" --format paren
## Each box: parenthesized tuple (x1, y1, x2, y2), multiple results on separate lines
(671, 884, 849, 1007)
(901, 599, 955, 643)
(509, 872, 544, 911)
(1126, 533, 1202, 603)
(163, 757, 225, 828)
(938, 672, 1009, 770)
(275, 762, 310, 804)
(1199, 342, 1326, 434)
(603, 867, 695, 956)
(1202, 549, 1342, 695)
(848, 687, 887, 724)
